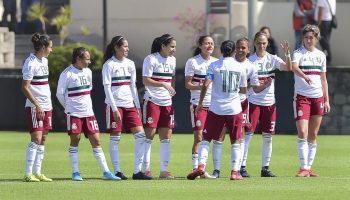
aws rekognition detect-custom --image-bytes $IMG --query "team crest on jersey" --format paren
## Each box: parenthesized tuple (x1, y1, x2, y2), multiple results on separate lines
(265, 62, 272, 70)
(147, 117, 153, 124)
(72, 123, 78, 130)
(38, 120, 43, 128)
(111, 122, 117, 129)
(298, 110, 303, 117)
(195, 120, 201, 127)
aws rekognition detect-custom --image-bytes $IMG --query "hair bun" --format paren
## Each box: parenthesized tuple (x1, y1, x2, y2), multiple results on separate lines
(31, 33, 40, 43)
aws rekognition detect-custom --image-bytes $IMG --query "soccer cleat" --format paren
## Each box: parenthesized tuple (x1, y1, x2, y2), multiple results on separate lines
(103, 171, 121, 180)
(230, 170, 243, 180)
(296, 168, 310, 177)
(34, 174, 53, 182)
(159, 171, 175, 179)
(261, 169, 277, 177)
(23, 174, 40, 182)
(212, 169, 221, 178)
(187, 165, 205, 180)
(144, 170, 153, 178)
(132, 171, 153, 180)
(72, 172, 83, 181)
(240, 167, 250, 178)
(308, 170, 319, 177)
(200, 171, 216, 179)
(115, 172, 128, 180)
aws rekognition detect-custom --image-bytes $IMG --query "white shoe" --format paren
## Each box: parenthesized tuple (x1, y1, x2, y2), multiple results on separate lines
(200, 171, 216, 179)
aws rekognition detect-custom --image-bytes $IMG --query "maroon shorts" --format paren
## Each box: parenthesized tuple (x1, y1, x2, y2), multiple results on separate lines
(142, 100, 174, 129)
(106, 105, 142, 133)
(294, 94, 324, 120)
(241, 99, 249, 127)
(190, 104, 209, 131)
(203, 111, 243, 142)
(66, 114, 99, 138)
(246, 103, 276, 134)
(25, 107, 52, 132)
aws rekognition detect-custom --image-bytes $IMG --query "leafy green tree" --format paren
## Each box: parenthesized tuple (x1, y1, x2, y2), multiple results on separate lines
(51, 5, 71, 45)
(27, 3, 48, 33)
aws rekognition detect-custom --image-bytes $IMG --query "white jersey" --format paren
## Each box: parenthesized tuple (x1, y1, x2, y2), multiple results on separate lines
(237, 58, 260, 102)
(207, 57, 247, 115)
(22, 53, 52, 111)
(184, 54, 218, 106)
(248, 52, 285, 106)
(56, 65, 94, 118)
(102, 56, 138, 109)
(142, 52, 176, 106)
(292, 46, 326, 98)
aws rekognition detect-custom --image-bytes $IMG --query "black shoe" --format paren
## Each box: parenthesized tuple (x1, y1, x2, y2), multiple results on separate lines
(212, 169, 220, 178)
(115, 172, 128, 180)
(240, 167, 250, 178)
(261, 169, 276, 177)
(132, 171, 152, 180)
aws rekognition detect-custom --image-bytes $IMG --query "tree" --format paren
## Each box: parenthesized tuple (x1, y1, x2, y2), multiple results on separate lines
(27, 3, 48, 33)
(51, 5, 71, 45)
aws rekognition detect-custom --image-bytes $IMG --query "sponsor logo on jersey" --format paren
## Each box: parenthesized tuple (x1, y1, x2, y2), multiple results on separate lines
(147, 117, 153, 124)
(72, 123, 78, 130)
(195, 120, 201, 127)
(298, 110, 303, 117)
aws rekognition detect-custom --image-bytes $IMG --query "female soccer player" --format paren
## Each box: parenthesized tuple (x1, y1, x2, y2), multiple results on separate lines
(22, 33, 53, 182)
(184, 35, 217, 178)
(292, 24, 330, 177)
(187, 40, 247, 181)
(241, 31, 291, 177)
(56, 47, 120, 181)
(102, 36, 151, 180)
(142, 34, 176, 179)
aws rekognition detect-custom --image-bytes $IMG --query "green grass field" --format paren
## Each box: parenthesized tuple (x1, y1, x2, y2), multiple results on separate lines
(1, 131, 350, 200)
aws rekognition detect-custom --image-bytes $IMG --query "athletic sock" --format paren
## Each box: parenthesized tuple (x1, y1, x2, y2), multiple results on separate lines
(160, 139, 170, 172)
(69, 146, 79, 173)
(297, 138, 308, 169)
(134, 132, 146, 174)
(241, 132, 253, 167)
(307, 142, 317, 169)
(109, 135, 121, 173)
(192, 153, 199, 170)
(262, 133, 273, 167)
(198, 140, 210, 169)
(231, 143, 241, 171)
(93, 147, 110, 173)
(25, 142, 38, 174)
(33, 145, 45, 175)
(212, 140, 223, 170)
(143, 138, 152, 172)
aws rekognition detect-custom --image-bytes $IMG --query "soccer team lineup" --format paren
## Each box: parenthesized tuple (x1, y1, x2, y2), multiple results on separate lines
(21, 24, 329, 182)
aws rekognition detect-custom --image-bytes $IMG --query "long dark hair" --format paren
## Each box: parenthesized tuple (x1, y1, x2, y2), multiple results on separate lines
(193, 35, 211, 56)
(103, 36, 125, 63)
(151, 34, 175, 54)
(220, 40, 235, 57)
(72, 47, 88, 64)
(31, 33, 51, 52)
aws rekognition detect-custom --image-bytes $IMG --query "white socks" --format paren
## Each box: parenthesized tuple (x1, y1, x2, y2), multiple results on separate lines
(239, 139, 245, 169)
(109, 135, 121, 173)
(160, 139, 170, 172)
(262, 133, 273, 167)
(33, 145, 45, 175)
(212, 140, 223, 170)
(297, 138, 308, 169)
(93, 147, 110, 173)
(192, 153, 198, 170)
(134, 132, 146, 174)
(25, 142, 38, 174)
(231, 143, 241, 171)
(69, 146, 79, 173)
(307, 142, 317, 169)
(241, 132, 253, 167)
(198, 140, 210, 167)
(143, 138, 152, 172)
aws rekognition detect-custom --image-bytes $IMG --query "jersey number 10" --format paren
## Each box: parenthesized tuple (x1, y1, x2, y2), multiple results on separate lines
(220, 70, 240, 93)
